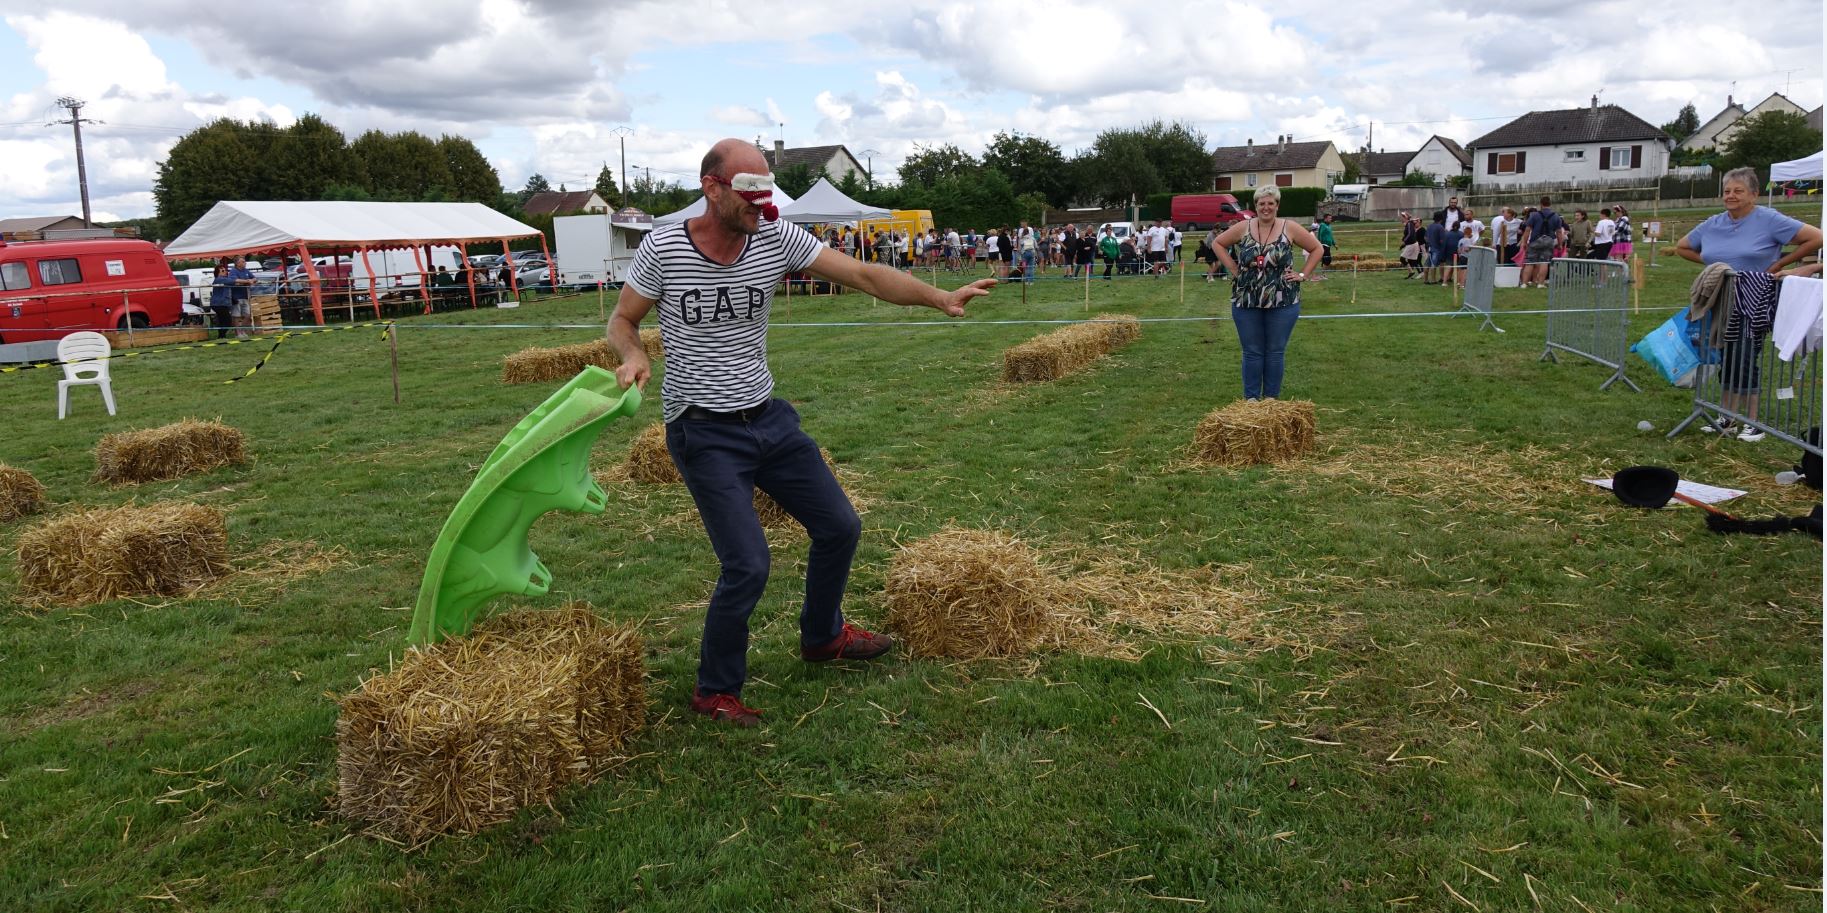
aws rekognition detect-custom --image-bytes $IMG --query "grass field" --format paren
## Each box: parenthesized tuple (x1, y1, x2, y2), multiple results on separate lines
(2, 246, 1821, 912)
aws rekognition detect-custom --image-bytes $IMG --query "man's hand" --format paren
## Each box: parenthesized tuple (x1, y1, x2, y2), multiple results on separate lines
(942, 278, 995, 316)
(615, 353, 651, 391)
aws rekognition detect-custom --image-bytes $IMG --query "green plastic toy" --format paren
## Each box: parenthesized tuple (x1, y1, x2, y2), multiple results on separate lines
(408, 366, 642, 645)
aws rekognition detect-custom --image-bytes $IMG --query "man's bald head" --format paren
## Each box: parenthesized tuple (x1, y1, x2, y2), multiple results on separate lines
(702, 138, 768, 180)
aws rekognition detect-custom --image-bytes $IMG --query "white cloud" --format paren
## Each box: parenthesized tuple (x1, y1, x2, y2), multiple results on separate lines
(711, 105, 770, 127)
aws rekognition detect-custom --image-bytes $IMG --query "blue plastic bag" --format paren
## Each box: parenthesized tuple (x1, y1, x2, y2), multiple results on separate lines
(1631, 310, 1702, 387)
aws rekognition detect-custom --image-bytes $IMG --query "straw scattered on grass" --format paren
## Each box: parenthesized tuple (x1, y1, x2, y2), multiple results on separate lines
(1001, 315, 1141, 383)
(93, 420, 247, 484)
(16, 502, 228, 606)
(0, 464, 46, 521)
(1192, 399, 1316, 467)
(336, 604, 645, 844)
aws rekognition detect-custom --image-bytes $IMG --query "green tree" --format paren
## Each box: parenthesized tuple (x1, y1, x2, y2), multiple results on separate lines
(1340, 151, 1363, 184)
(1719, 111, 1822, 176)
(263, 114, 354, 201)
(351, 130, 451, 201)
(520, 172, 553, 200)
(1661, 103, 1701, 143)
(1075, 129, 1159, 205)
(836, 170, 865, 200)
(1138, 120, 1213, 193)
(1393, 169, 1437, 187)
(982, 131, 1073, 208)
(153, 118, 263, 238)
(593, 164, 622, 208)
(897, 144, 979, 187)
(775, 163, 817, 197)
(439, 135, 502, 204)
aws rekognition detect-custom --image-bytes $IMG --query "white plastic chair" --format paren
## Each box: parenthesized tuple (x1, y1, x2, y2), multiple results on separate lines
(56, 331, 116, 419)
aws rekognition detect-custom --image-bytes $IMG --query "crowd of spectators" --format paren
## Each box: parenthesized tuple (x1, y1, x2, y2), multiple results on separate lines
(813, 220, 1195, 282)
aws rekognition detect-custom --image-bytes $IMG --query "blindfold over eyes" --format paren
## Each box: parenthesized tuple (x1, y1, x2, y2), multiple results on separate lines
(708, 172, 780, 221)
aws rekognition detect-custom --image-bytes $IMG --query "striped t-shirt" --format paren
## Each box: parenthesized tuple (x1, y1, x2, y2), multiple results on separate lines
(626, 218, 824, 422)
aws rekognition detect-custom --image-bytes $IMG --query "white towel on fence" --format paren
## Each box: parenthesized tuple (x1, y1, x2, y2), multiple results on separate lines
(1772, 275, 1824, 362)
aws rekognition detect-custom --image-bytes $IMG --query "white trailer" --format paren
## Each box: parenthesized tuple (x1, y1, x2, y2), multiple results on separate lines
(348, 246, 465, 289)
(554, 209, 653, 287)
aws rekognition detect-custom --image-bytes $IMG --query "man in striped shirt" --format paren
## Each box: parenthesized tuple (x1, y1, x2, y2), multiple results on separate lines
(608, 138, 996, 727)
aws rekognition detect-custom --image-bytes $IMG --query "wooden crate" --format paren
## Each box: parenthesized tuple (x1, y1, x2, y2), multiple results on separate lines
(249, 295, 283, 333)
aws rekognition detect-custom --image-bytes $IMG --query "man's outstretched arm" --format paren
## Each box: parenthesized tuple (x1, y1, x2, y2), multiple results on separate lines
(804, 247, 993, 317)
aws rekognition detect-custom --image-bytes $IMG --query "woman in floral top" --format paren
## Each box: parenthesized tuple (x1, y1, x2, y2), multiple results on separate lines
(1210, 185, 1324, 399)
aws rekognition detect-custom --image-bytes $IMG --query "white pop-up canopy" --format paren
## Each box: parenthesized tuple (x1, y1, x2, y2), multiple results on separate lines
(163, 201, 546, 324)
(652, 185, 800, 226)
(1770, 151, 1823, 182)
(777, 178, 890, 224)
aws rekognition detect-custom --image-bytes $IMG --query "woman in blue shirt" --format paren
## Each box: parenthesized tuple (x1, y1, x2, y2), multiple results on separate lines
(1675, 166, 1823, 440)
(208, 264, 235, 339)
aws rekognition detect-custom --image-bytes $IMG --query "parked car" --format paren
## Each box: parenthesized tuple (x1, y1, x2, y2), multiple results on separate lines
(508, 250, 547, 264)
(515, 262, 551, 286)
(469, 254, 504, 270)
(0, 236, 182, 343)
(1171, 194, 1253, 232)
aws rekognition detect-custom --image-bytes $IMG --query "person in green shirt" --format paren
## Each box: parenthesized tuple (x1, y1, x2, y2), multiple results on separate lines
(1313, 215, 1335, 281)
(1098, 226, 1120, 280)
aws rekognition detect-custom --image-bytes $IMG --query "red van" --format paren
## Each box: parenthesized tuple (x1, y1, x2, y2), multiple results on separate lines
(0, 237, 181, 343)
(1171, 193, 1253, 232)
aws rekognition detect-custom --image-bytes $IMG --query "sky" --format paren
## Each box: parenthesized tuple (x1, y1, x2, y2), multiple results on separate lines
(1, 0, 1821, 225)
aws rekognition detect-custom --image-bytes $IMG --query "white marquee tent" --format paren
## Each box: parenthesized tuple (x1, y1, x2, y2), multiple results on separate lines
(776, 179, 890, 224)
(164, 201, 546, 323)
(653, 185, 799, 226)
(1770, 151, 1823, 183)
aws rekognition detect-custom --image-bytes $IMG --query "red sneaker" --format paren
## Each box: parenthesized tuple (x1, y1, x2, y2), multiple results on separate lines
(690, 689, 763, 728)
(801, 622, 895, 663)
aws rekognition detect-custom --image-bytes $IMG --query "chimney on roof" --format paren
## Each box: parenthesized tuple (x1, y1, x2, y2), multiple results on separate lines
(1278, 134, 1287, 152)
(1246, 138, 1253, 156)
(1591, 94, 1598, 112)
(1727, 94, 1734, 107)
(774, 139, 785, 157)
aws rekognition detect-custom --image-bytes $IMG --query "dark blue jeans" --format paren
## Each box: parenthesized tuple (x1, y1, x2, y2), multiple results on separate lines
(1231, 303, 1301, 399)
(665, 399, 861, 698)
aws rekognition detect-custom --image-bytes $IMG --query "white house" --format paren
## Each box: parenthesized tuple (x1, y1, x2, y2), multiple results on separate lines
(1406, 136, 1471, 183)
(1680, 92, 1809, 151)
(759, 141, 868, 185)
(1467, 98, 1671, 190)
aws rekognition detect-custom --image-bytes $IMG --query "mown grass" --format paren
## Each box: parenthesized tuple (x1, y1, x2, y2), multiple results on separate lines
(1, 248, 1819, 912)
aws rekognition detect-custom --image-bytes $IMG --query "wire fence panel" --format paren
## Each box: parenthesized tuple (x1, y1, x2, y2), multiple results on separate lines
(1460, 246, 1500, 333)
(1668, 279, 1824, 454)
(1541, 257, 1640, 392)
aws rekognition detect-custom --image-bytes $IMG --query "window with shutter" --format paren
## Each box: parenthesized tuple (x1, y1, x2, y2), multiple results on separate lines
(1599, 149, 1610, 170)
(1487, 152, 1498, 174)
(1275, 173, 1293, 187)
(1609, 147, 1631, 169)
(1217, 176, 1232, 191)
(1516, 151, 1526, 173)
(1630, 145, 1642, 168)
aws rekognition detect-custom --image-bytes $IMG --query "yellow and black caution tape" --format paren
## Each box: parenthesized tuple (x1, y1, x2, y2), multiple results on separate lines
(222, 321, 393, 384)
(1, 321, 394, 379)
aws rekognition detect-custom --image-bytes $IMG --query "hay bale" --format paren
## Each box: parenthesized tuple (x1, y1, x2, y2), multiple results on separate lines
(93, 420, 247, 484)
(884, 527, 1069, 659)
(1001, 315, 1141, 383)
(0, 464, 46, 521)
(336, 604, 645, 842)
(503, 333, 664, 385)
(1192, 399, 1317, 467)
(502, 339, 615, 384)
(623, 423, 680, 484)
(17, 502, 228, 605)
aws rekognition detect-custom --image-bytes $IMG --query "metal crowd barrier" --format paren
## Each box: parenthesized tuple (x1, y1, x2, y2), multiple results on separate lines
(1668, 278, 1823, 454)
(1540, 257, 1639, 392)
(1459, 246, 1501, 333)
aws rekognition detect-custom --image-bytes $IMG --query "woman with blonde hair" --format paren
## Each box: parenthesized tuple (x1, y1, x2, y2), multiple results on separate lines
(1209, 185, 1324, 399)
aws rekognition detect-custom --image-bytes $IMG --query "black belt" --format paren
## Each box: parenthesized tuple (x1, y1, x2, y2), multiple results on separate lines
(680, 400, 772, 423)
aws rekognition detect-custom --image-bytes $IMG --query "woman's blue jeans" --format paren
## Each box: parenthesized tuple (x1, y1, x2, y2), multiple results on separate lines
(1231, 303, 1301, 399)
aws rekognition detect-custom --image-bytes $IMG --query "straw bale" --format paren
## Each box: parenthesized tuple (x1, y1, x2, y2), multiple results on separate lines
(0, 464, 46, 521)
(93, 420, 247, 484)
(1001, 315, 1141, 383)
(16, 502, 228, 605)
(502, 339, 616, 384)
(336, 604, 645, 842)
(1193, 399, 1316, 467)
(884, 528, 1071, 658)
(623, 423, 680, 484)
(639, 328, 665, 360)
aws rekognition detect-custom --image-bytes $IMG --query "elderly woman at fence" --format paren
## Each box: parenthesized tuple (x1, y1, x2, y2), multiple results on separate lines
(1676, 166, 1824, 441)
(1210, 185, 1323, 400)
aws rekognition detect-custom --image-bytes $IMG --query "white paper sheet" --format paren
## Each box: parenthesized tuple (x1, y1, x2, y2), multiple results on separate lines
(1585, 477, 1746, 504)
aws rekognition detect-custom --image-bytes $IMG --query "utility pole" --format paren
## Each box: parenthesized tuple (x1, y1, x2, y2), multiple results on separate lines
(610, 125, 633, 206)
(859, 148, 880, 189)
(55, 96, 95, 227)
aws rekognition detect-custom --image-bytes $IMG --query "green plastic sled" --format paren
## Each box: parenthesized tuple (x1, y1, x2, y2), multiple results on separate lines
(407, 366, 642, 645)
